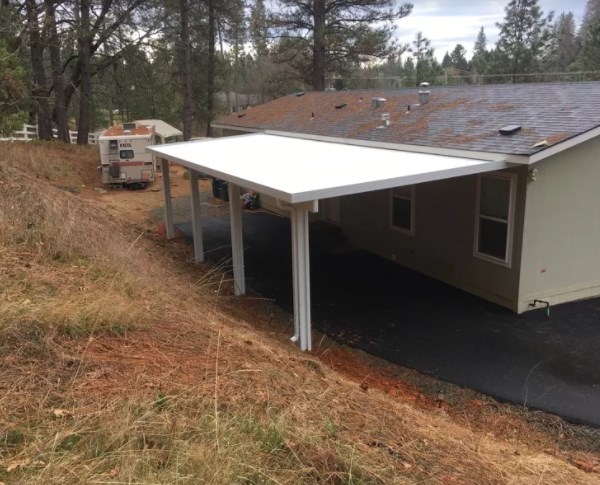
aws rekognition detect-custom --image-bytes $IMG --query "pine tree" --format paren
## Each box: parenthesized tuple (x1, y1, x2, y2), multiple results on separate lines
(546, 12, 580, 71)
(496, 0, 553, 81)
(581, 0, 600, 34)
(250, 0, 268, 57)
(471, 27, 489, 76)
(409, 31, 439, 85)
(579, 0, 600, 71)
(580, 20, 600, 70)
(0, 39, 27, 135)
(449, 44, 468, 72)
(441, 51, 451, 69)
(271, 0, 413, 91)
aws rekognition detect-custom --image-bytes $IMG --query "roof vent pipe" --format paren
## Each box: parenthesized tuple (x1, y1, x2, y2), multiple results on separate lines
(418, 82, 430, 105)
(371, 97, 386, 108)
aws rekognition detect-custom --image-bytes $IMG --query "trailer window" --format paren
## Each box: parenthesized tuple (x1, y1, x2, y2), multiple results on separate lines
(120, 150, 134, 159)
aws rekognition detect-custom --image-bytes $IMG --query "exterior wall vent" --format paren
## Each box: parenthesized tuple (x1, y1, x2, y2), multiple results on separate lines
(371, 97, 386, 108)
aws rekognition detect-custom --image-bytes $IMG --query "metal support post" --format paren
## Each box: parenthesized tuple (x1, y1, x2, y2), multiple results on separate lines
(229, 183, 246, 296)
(161, 158, 175, 239)
(189, 169, 204, 262)
(292, 205, 312, 351)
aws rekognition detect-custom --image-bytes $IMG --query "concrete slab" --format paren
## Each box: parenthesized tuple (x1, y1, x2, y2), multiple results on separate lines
(178, 212, 600, 427)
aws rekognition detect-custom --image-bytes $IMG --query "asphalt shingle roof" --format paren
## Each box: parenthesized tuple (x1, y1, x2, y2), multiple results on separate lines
(215, 82, 600, 156)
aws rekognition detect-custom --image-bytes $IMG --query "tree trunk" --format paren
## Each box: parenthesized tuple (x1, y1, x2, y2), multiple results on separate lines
(44, 0, 70, 143)
(206, 0, 216, 136)
(312, 0, 326, 91)
(179, 0, 193, 140)
(76, 0, 92, 145)
(25, 0, 53, 140)
(217, 18, 232, 113)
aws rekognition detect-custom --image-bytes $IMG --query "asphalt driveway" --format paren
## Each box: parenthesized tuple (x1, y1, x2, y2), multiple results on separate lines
(178, 212, 600, 426)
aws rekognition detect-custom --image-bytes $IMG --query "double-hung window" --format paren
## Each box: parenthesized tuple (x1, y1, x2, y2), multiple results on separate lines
(390, 186, 415, 235)
(474, 173, 517, 267)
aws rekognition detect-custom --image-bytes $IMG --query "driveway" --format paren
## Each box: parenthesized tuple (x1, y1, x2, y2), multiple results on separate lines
(178, 212, 600, 426)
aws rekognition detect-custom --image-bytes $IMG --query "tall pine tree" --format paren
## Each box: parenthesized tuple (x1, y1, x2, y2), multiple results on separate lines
(271, 0, 413, 91)
(471, 27, 489, 77)
(496, 0, 553, 81)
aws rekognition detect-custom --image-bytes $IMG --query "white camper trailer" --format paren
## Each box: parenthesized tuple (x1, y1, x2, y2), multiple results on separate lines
(99, 120, 182, 187)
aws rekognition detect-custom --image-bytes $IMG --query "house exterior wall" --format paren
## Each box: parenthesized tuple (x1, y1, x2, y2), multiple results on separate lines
(518, 137, 600, 312)
(339, 166, 528, 311)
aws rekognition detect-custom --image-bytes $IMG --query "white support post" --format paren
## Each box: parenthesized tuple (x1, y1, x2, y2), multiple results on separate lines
(229, 183, 246, 296)
(292, 204, 312, 351)
(161, 159, 175, 239)
(189, 169, 204, 262)
(290, 209, 300, 342)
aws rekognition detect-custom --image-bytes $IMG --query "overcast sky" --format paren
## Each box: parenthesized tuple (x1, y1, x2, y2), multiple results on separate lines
(394, 0, 587, 60)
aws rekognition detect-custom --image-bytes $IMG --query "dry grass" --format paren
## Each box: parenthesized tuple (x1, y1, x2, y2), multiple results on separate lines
(1, 141, 599, 484)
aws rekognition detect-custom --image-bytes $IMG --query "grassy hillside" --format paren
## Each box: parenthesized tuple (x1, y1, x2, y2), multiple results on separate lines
(0, 141, 599, 484)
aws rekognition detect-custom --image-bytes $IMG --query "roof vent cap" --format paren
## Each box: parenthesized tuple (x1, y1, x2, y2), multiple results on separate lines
(499, 125, 522, 136)
(418, 83, 430, 105)
(371, 97, 386, 108)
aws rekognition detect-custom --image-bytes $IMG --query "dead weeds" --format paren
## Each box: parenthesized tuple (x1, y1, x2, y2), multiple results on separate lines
(0, 142, 599, 484)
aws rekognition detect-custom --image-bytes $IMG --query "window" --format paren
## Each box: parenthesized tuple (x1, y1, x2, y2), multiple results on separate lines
(120, 150, 134, 159)
(474, 173, 517, 266)
(390, 185, 415, 235)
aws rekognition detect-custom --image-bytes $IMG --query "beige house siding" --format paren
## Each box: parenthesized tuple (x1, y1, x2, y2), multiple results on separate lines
(518, 137, 600, 312)
(339, 166, 528, 311)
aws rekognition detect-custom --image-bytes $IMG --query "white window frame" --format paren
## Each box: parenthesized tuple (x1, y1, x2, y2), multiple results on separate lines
(474, 172, 517, 268)
(389, 185, 415, 236)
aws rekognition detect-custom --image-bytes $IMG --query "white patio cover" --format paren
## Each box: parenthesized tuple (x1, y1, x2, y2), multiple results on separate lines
(147, 133, 510, 203)
(147, 133, 513, 352)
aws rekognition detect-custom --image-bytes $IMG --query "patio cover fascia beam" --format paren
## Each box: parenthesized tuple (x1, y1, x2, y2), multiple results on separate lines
(148, 136, 515, 205)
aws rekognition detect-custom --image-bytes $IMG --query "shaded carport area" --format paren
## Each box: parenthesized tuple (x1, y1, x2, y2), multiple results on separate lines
(148, 133, 600, 426)
(179, 211, 600, 427)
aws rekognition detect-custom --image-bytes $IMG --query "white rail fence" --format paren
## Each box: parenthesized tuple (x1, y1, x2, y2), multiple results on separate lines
(0, 124, 100, 144)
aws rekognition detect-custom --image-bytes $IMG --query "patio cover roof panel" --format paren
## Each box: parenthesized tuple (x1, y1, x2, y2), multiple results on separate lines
(147, 134, 512, 203)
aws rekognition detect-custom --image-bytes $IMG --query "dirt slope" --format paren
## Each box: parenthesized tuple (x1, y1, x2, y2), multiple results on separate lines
(0, 141, 599, 484)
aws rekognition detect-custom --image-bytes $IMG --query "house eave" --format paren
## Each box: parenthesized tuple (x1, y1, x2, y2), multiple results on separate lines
(529, 125, 600, 164)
